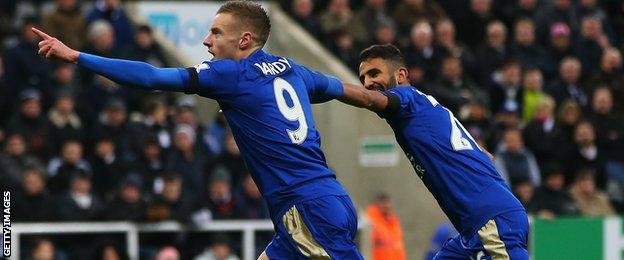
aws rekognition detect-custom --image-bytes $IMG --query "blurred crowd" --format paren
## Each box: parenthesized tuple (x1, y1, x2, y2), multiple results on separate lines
(2, 0, 624, 258)
(0, 0, 269, 259)
(283, 0, 624, 219)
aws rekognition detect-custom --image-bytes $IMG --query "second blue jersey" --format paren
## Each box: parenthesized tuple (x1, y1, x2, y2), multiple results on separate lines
(381, 86, 524, 236)
(185, 50, 348, 222)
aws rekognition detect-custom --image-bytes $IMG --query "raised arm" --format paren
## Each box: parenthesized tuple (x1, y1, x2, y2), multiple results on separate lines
(33, 27, 187, 92)
(338, 83, 390, 113)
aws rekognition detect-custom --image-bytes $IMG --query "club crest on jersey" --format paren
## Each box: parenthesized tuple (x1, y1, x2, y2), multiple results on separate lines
(254, 58, 291, 76)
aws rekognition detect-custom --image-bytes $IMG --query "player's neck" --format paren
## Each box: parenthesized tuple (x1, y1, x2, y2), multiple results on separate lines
(235, 47, 262, 60)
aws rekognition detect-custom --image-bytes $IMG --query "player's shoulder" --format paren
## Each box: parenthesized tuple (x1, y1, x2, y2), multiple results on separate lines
(386, 85, 421, 100)
(242, 49, 301, 78)
(196, 59, 240, 74)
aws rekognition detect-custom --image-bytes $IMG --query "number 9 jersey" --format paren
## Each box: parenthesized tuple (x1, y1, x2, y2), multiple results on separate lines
(379, 86, 526, 238)
(183, 50, 349, 224)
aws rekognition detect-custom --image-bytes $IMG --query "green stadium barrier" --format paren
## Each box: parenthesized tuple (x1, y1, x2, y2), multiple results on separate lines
(531, 217, 624, 260)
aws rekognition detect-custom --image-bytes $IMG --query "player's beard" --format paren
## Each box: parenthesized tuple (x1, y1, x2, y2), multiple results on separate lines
(387, 73, 398, 89)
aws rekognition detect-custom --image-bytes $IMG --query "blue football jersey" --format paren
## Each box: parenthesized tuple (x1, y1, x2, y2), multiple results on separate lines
(381, 86, 524, 236)
(184, 50, 348, 222)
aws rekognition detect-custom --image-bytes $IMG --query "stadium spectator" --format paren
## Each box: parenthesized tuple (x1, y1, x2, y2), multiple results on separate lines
(459, 0, 494, 50)
(174, 96, 210, 155)
(512, 20, 546, 70)
(513, 180, 536, 213)
(90, 137, 127, 199)
(122, 25, 170, 67)
(56, 170, 104, 221)
(6, 89, 52, 161)
(566, 120, 605, 185)
(488, 59, 522, 116)
(166, 124, 208, 194)
(429, 56, 486, 114)
(42, 0, 86, 50)
(546, 23, 575, 75)
(434, 19, 477, 80)
(555, 100, 582, 153)
(476, 21, 509, 84)
(203, 112, 228, 155)
(319, 0, 355, 39)
(0, 133, 44, 189)
(404, 21, 443, 81)
(569, 169, 615, 216)
(351, 0, 392, 46)
(534, 0, 574, 46)
(572, 0, 614, 43)
(47, 140, 92, 195)
(194, 234, 240, 260)
(290, 0, 323, 40)
(29, 238, 64, 260)
(132, 137, 165, 195)
(86, 0, 133, 50)
(13, 168, 55, 221)
(236, 174, 269, 219)
(81, 20, 118, 86)
(495, 128, 541, 188)
(0, 55, 9, 127)
(327, 29, 360, 73)
(586, 48, 624, 113)
(199, 171, 240, 220)
(146, 173, 194, 222)
(576, 16, 611, 77)
(105, 174, 146, 221)
(511, 0, 540, 21)
(155, 246, 181, 260)
(209, 132, 246, 190)
(3, 18, 53, 98)
(546, 57, 589, 109)
(458, 102, 494, 149)
(366, 193, 406, 260)
(392, 0, 446, 41)
(523, 96, 565, 172)
(131, 98, 172, 151)
(372, 22, 397, 46)
(531, 163, 580, 219)
(50, 63, 80, 97)
(47, 90, 84, 152)
(90, 98, 134, 161)
(91, 240, 129, 260)
(521, 68, 546, 123)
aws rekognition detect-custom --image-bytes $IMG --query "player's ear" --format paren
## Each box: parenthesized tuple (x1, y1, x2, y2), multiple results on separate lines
(396, 67, 409, 85)
(239, 32, 253, 49)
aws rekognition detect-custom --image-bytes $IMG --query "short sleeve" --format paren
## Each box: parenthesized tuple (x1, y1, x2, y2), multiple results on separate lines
(184, 59, 240, 99)
(296, 66, 344, 104)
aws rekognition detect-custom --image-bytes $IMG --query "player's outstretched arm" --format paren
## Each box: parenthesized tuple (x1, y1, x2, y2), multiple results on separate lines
(338, 83, 389, 112)
(33, 27, 187, 92)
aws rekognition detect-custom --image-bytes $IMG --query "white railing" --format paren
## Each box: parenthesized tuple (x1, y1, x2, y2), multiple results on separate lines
(11, 220, 274, 260)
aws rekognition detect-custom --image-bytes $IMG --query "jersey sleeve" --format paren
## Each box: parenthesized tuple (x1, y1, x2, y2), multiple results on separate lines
(184, 59, 240, 99)
(296, 65, 344, 104)
(378, 87, 413, 118)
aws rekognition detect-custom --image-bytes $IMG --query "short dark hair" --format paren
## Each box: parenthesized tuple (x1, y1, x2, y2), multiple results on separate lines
(218, 1, 271, 47)
(359, 44, 406, 69)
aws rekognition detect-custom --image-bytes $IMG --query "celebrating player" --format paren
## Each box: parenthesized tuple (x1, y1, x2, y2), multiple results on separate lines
(33, 1, 362, 259)
(337, 44, 529, 259)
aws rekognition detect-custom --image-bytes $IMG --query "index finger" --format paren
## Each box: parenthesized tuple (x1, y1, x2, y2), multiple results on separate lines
(31, 27, 52, 40)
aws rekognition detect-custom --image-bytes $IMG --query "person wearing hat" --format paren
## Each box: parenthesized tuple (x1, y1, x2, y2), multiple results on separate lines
(6, 88, 52, 160)
(546, 22, 574, 71)
(105, 173, 146, 221)
(174, 96, 210, 155)
(531, 162, 580, 219)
